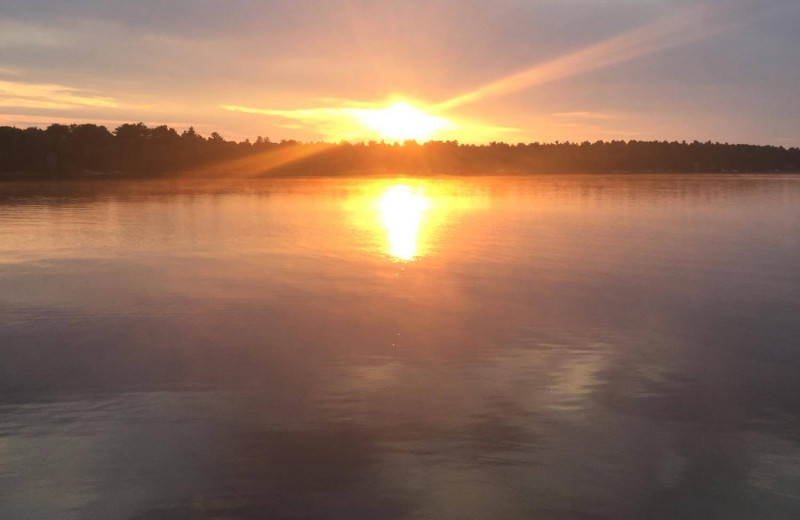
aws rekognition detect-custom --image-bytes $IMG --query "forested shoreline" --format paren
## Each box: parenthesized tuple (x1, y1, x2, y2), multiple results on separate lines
(2, 123, 799, 178)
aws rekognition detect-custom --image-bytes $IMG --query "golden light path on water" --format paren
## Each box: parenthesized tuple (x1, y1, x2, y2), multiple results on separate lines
(377, 185, 430, 260)
(348, 179, 489, 262)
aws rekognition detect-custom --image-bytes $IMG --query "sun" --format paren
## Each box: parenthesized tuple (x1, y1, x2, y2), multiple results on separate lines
(353, 101, 451, 141)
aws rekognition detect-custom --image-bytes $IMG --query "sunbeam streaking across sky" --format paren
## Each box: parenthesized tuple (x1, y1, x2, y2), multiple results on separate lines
(432, 3, 751, 112)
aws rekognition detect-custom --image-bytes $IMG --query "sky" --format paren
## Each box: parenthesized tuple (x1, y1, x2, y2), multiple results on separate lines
(0, 0, 798, 145)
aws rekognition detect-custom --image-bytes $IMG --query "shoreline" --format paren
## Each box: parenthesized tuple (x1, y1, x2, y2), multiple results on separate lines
(2, 170, 799, 182)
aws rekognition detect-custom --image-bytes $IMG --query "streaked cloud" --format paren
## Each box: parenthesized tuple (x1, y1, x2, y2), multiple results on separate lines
(0, 18, 70, 48)
(553, 112, 614, 120)
(0, 66, 22, 76)
(222, 104, 373, 140)
(0, 80, 118, 110)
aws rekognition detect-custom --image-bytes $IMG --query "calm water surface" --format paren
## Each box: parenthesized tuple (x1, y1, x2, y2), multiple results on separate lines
(1, 175, 799, 519)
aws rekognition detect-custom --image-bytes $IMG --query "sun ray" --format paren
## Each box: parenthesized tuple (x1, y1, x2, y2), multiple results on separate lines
(432, 3, 750, 112)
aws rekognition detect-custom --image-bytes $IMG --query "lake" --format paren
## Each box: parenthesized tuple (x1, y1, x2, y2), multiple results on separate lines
(1, 174, 799, 519)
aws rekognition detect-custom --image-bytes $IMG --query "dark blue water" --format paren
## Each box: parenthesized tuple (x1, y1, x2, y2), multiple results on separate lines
(1, 175, 799, 519)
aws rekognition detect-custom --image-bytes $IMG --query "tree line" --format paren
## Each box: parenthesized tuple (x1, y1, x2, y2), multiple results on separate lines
(1, 123, 798, 176)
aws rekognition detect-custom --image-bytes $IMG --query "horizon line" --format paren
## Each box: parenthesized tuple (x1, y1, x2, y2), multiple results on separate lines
(1, 121, 797, 150)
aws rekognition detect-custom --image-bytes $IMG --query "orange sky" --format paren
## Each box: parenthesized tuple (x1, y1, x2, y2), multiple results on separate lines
(0, 0, 798, 145)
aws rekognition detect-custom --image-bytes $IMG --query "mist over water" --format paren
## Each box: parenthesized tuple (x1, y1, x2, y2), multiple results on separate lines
(1, 175, 800, 519)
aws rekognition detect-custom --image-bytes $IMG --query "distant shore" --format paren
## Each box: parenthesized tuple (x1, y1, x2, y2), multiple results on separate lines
(2, 169, 799, 183)
(2, 171, 800, 184)
(3, 123, 799, 179)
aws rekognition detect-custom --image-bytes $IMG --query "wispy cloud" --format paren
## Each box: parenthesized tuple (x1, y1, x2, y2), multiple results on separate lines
(221, 104, 370, 140)
(0, 66, 22, 77)
(0, 19, 70, 48)
(0, 80, 118, 110)
(553, 111, 614, 120)
(553, 120, 651, 139)
(222, 104, 347, 120)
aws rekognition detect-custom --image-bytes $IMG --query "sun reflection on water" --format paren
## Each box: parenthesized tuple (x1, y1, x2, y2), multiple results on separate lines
(377, 185, 430, 260)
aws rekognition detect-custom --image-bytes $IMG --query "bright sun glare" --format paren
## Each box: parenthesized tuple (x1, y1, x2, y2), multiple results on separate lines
(354, 102, 451, 141)
(378, 185, 430, 260)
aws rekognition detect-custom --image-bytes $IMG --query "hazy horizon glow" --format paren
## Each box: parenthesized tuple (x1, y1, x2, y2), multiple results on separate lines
(0, 0, 798, 145)
(222, 100, 455, 142)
